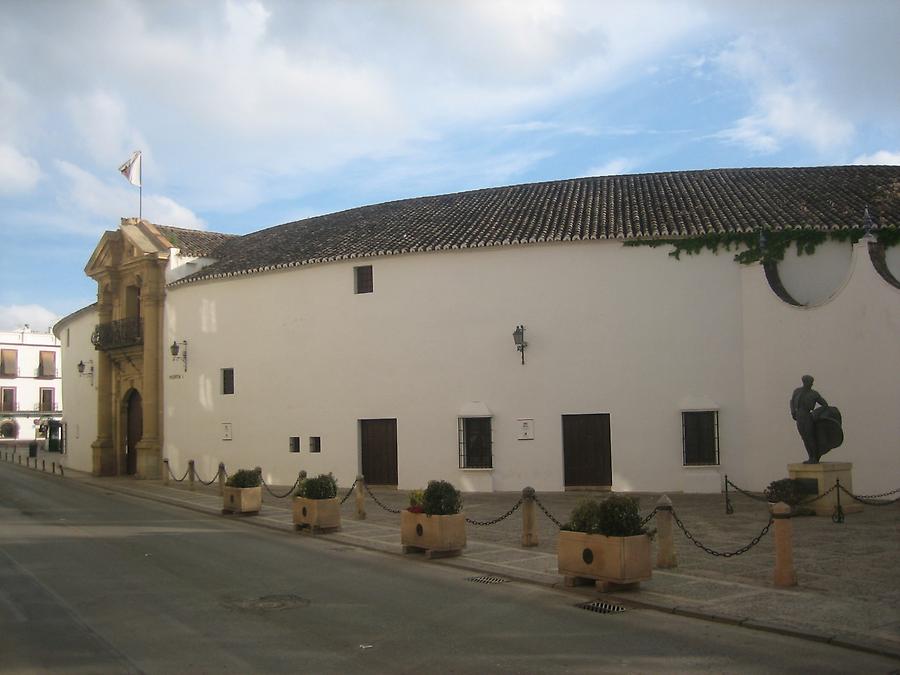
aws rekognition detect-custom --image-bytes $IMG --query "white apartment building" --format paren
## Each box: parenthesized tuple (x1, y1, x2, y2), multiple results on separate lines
(0, 325, 62, 445)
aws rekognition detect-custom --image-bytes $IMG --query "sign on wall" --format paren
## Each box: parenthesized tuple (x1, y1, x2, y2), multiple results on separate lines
(222, 422, 232, 441)
(517, 418, 534, 440)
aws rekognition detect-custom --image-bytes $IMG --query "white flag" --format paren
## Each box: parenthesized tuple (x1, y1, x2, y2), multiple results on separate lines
(118, 151, 142, 188)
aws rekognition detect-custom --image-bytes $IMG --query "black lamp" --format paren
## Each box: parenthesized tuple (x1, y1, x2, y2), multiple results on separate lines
(513, 325, 527, 365)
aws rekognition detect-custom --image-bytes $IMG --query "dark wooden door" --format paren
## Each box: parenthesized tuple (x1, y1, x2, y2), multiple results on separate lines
(562, 413, 612, 487)
(360, 418, 398, 486)
(126, 390, 142, 475)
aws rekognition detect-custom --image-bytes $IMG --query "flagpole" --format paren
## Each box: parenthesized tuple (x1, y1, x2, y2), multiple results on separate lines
(139, 185, 142, 220)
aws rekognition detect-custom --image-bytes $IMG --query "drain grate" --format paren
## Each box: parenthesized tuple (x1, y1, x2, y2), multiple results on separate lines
(575, 600, 626, 614)
(466, 576, 510, 585)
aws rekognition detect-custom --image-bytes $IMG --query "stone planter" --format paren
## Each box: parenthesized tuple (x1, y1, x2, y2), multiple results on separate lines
(222, 486, 262, 514)
(293, 496, 341, 533)
(557, 530, 651, 589)
(400, 511, 466, 558)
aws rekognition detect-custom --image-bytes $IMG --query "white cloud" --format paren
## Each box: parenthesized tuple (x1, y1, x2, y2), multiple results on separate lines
(53, 160, 205, 233)
(0, 304, 60, 332)
(0, 144, 41, 194)
(67, 91, 149, 168)
(583, 158, 638, 176)
(852, 150, 900, 166)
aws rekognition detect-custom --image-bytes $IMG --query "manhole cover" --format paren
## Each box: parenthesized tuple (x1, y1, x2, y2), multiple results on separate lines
(466, 576, 509, 585)
(575, 600, 626, 614)
(223, 594, 310, 611)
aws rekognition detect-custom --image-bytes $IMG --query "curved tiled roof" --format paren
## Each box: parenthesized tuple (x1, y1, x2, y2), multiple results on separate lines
(157, 225, 239, 257)
(173, 165, 900, 286)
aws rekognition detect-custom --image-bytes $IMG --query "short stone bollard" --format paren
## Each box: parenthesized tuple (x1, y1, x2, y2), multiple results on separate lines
(163, 459, 170, 486)
(188, 460, 196, 491)
(355, 475, 366, 520)
(655, 494, 677, 569)
(772, 502, 797, 588)
(52, 461, 56, 475)
(521, 486, 538, 547)
(218, 462, 226, 496)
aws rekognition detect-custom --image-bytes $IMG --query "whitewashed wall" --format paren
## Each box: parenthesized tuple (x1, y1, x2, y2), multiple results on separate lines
(741, 239, 900, 494)
(54, 309, 98, 472)
(0, 329, 61, 442)
(164, 241, 757, 493)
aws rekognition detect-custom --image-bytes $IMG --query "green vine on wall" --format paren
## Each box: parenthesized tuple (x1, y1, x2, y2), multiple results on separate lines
(623, 227, 898, 265)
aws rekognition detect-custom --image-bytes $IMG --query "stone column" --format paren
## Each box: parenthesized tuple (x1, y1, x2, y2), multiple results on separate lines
(92, 280, 116, 476)
(355, 475, 366, 520)
(136, 263, 164, 479)
(655, 494, 677, 569)
(772, 502, 797, 588)
(521, 486, 538, 547)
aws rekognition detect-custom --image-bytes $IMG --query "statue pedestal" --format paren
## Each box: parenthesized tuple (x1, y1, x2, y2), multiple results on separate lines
(787, 462, 862, 516)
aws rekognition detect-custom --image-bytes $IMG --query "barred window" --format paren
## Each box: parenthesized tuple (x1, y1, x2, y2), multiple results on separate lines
(682, 411, 719, 466)
(458, 417, 492, 468)
(222, 368, 234, 395)
(354, 265, 373, 294)
(1, 387, 15, 412)
(309, 436, 321, 453)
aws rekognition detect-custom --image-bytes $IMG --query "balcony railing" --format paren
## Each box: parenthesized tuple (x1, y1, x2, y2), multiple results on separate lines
(91, 317, 143, 351)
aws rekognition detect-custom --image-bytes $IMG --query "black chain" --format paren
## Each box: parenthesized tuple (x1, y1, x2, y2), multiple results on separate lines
(465, 498, 523, 526)
(363, 482, 401, 514)
(340, 478, 359, 505)
(194, 467, 221, 486)
(260, 473, 303, 499)
(533, 495, 564, 529)
(838, 483, 900, 506)
(640, 508, 658, 527)
(167, 463, 190, 483)
(672, 509, 773, 558)
(796, 483, 838, 505)
(724, 479, 769, 503)
(851, 486, 900, 499)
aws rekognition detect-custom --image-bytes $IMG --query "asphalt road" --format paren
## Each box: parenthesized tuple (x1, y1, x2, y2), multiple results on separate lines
(1, 463, 896, 674)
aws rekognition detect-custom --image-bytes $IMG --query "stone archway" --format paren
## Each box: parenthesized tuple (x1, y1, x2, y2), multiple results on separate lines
(124, 389, 143, 475)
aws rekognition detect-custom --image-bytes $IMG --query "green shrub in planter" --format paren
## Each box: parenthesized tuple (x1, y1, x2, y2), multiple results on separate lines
(564, 495, 644, 536)
(226, 468, 261, 488)
(422, 480, 462, 516)
(296, 473, 338, 500)
(764, 478, 804, 506)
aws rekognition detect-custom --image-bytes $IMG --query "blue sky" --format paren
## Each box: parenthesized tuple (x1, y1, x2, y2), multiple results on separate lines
(1, 0, 898, 330)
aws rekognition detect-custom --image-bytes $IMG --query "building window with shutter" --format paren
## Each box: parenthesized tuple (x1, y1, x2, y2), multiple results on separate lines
(222, 368, 234, 395)
(1, 387, 16, 412)
(38, 351, 56, 378)
(354, 265, 373, 294)
(40, 388, 55, 412)
(458, 417, 492, 468)
(289, 436, 301, 453)
(309, 436, 321, 453)
(1, 349, 17, 377)
(682, 411, 719, 466)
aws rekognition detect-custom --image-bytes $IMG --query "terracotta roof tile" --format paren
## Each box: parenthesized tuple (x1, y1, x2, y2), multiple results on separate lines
(173, 166, 900, 286)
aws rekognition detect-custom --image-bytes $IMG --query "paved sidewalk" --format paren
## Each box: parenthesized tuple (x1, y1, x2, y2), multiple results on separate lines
(9, 460, 900, 660)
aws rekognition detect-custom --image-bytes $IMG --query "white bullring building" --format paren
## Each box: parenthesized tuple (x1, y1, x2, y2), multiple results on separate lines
(54, 166, 900, 495)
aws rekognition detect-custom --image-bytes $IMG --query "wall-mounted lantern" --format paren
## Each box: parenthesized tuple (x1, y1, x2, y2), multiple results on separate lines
(77, 359, 94, 385)
(170, 340, 188, 372)
(513, 325, 527, 365)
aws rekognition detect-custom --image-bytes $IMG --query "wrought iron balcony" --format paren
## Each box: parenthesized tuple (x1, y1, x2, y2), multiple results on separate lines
(91, 317, 143, 351)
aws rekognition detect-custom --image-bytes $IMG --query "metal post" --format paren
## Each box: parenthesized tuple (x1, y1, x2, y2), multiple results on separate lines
(355, 475, 366, 520)
(724, 475, 734, 515)
(772, 502, 797, 587)
(52, 462, 56, 475)
(521, 486, 538, 547)
(656, 494, 677, 568)
(41, 459, 46, 472)
(59, 464, 64, 477)
(163, 459, 170, 486)
(218, 462, 226, 496)
(188, 460, 196, 491)
(833, 478, 845, 524)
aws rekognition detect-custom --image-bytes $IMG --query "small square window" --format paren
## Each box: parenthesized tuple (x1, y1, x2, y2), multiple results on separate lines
(222, 368, 234, 395)
(289, 436, 301, 453)
(309, 436, 321, 453)
(458, 417, 492, 468)
(682, 411, 719, 466)
(354, 265, 373, 294)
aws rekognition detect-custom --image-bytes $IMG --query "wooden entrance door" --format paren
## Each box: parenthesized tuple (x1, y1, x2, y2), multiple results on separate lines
(562, 413, 612, 488)
(360, 419, 398, 486)
(125, 390, 142, 475)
